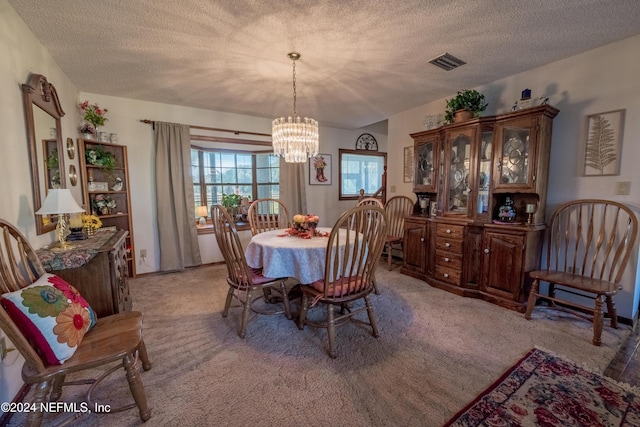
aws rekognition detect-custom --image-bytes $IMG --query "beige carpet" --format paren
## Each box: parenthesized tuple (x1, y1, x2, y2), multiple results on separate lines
(8, 265, 631, 426)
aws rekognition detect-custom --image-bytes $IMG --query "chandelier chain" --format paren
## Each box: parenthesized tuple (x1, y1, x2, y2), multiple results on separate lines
(292, 57, 297, 117)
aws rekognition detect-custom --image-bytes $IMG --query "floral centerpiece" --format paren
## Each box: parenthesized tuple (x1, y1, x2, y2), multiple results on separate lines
(287, 214, 320, 238)
(94, 194, 116, 215)
(78, 100, 108, 136)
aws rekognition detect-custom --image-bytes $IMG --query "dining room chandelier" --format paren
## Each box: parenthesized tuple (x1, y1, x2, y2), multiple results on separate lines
(272, 52, 319, 163)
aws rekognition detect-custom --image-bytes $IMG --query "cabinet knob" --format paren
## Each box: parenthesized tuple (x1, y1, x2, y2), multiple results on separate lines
(445, 242, 451, 247)
(446, 229, 451, 234)
(484, 248, 490, 254)
(443, 273, 449, 278)
(420, 237, 425, 242)
(444, 257, 450, 262)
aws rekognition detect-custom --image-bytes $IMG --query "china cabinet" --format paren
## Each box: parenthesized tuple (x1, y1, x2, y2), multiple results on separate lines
(78, 139, 136, 277)
(405, 105, 558, 311)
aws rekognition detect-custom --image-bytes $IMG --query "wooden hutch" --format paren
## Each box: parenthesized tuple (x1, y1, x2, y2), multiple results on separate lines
(402, 105, 559, 311)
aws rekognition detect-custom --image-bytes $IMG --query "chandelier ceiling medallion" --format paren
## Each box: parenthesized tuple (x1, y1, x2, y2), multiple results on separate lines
(272, 52, 319, 163)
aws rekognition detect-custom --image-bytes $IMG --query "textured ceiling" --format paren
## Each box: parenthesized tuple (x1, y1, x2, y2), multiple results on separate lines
(8, 0, 640, 129)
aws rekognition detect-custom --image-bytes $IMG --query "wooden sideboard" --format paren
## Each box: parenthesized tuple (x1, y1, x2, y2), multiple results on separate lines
(38, 230, 132, 318)
(402, 105, 558, 311)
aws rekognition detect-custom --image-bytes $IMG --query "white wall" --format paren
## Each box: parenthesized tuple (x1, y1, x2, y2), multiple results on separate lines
(387, 34, 640, 320)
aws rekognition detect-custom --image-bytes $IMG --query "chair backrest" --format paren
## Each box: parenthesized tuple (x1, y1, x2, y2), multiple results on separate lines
(0, 219, 49, 374)
(320, 205, 388, 299)
(384, 196, 414, 238)
(545, 199, 638, 285)
(357, 197, 384, 208)
(211, 205, 255, 290)
(248, 198, 291, 236)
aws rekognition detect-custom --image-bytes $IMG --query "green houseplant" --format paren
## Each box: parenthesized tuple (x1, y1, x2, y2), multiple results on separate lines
(444, 89, 488, 124)
(222, 193, 243, 220)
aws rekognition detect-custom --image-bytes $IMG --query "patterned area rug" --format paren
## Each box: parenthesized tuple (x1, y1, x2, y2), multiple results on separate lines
(445, 348, 640, 427)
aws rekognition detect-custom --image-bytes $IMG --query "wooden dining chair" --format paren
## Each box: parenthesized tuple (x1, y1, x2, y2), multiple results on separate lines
(0, 219, 151, 427)
(298, 205, 388, 358)
(211, 205, 292, 338)
(356, 197, 384, 208)
(248, 198, 291, 236)
(525, 199, 638, 346)
(383, 195, 414, 270)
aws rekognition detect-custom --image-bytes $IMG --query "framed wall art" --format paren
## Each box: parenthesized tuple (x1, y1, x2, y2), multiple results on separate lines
(403, 146, 414, 183)
(583, 109, 625, 176)
(309, 154, 331, 185)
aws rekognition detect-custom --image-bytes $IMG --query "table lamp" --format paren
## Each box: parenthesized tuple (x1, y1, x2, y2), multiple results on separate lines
(36, 189, 85, 250)
(196, 205, 209, 226)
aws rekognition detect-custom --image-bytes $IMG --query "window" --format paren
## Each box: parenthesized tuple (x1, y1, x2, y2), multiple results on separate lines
(191, 148, 279, 215)
(339, 149, 387, 200)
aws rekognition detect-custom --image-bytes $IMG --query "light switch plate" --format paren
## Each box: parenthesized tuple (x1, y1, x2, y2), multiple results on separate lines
(615, 181, 631, 195)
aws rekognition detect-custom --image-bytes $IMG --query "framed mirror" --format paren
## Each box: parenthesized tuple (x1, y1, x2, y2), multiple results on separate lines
(22, 73, 66, 235)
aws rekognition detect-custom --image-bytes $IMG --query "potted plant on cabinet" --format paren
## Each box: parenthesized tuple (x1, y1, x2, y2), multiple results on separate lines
(222, 193, 242, 221)
(444, 89, 488, 124)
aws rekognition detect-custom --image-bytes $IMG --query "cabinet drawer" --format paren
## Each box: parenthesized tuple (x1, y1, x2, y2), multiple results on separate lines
(435, 250, 462, 270)
(436, 224, 464, 240)
(435, 239, 463, 253)
(435, 265, 462, 286)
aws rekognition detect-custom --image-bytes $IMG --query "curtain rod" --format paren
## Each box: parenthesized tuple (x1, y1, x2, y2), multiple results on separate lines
(139, 119, 271, 137)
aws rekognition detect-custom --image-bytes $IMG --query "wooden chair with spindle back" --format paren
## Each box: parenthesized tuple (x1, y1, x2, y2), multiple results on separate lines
(247, 198, 291, 236)
(0, 218, 151, 426)
(383, 196, 415, 270)
(524, 199, 638, 346)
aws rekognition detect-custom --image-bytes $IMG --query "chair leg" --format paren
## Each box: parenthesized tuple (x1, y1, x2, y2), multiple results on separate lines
(238, 288, 254, 338)
(387, 243, 392, 270)
(606, 295, 618, 328)
(25, 381, 52, 427)
(222, 286, 234, 317)
(279, 281, 292, 320)
(298, 294, 309, 330)
(365, 295, 379, 338)
(123, 353, 151, 422)
(524, 279, 539, 320)
(373, 278, 380, 295)
(593, 296, 604, 346)
(327, 304, 337, 359)
(138, 338, 153, 371)
(50, 375, 65, 401)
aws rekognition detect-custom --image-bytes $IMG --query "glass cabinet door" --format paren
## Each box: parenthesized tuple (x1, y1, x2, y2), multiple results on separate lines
(477, 130, 492, 215)
(494, 115, 538, 191)
(413, 136, 438, 193)
(445, 132, 472, 215)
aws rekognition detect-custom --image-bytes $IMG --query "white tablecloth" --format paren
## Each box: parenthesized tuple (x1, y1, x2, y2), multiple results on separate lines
(245, 228, 350, 284)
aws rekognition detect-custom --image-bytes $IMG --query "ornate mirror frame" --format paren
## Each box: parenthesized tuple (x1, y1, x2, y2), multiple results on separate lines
(22, 73, 66, 235)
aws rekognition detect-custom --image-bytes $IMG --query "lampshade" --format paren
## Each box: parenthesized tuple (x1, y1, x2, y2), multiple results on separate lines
(272, 52, 319, 163)
(36, 189, 84, 215)
(196, 205, 208, 218)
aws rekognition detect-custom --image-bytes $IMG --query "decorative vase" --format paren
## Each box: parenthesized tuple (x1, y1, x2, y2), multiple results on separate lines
(101, 207, 109, 216)
(453, 109, 474, 123)
(497, 196, 517, 222)
(82, 132, 95, 140)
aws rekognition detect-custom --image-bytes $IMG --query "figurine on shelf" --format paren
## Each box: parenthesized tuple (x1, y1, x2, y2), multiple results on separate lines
(111, 177, 123, 191)
(497, 196, 517, 222)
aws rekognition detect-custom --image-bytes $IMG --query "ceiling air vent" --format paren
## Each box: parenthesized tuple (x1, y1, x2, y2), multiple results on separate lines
(429, 53, 466, 71)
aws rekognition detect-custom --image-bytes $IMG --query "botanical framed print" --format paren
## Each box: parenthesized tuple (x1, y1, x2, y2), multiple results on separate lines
(309, 154, 331, 185)
(583, 109, 625, 176)
(403, 146, 414, 183)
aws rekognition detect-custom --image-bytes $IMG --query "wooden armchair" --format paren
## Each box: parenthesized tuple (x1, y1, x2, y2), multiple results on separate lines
(383, 196, 414, 270)
(211, 205, 292, 337)
(0, 219, 151, 426)
(247, 198, 291, 236)
(298, 205, 388, 358)
(525, 199, 638, 345)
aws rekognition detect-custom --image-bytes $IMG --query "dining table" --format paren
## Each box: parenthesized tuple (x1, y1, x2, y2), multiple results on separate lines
(244, 227, 354, 284)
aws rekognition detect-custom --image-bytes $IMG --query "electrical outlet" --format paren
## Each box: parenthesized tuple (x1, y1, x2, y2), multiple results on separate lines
(615, 181, 631, 195)
(140, 249, 147, 258)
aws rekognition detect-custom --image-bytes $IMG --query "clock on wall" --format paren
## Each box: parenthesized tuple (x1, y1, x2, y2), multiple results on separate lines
(355, 133, 378, 151)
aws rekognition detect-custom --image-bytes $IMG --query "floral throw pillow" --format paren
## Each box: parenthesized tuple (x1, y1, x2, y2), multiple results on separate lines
(1, 274, 97, 365)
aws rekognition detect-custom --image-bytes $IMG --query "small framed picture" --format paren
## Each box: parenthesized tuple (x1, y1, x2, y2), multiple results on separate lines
(89, 181, 109, 192)
(309, 154, 331, 185)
